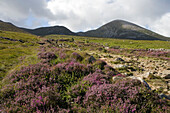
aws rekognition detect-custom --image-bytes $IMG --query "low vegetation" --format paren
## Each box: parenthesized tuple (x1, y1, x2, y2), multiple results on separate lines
(0, 31, 40, 80)
(0, 33, 169, 112)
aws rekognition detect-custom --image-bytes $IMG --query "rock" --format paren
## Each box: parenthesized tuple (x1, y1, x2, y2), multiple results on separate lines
(105, 47, 110, 49)
(164, 74, 170, 79)
(112, 76, 151, 90)
(115, 64, 128, 69)
(158, 93, 170, 100)
(124, 72, 133, 76)
(78, 48, 82, 51)
(115, 57, 125, 62)
(153, 71, 157, 74)
(127, 76, 151, 90)
(143, 72, 152, 78)
(112, 76, 124, 81)
(88, 56, 96, 63)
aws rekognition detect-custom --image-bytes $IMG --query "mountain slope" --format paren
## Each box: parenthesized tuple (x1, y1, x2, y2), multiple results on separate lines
(0, 20, 27, 33)
(21, 26, 76, 36)
(78, 20, 170, 41)
(1, 19, 169, 40)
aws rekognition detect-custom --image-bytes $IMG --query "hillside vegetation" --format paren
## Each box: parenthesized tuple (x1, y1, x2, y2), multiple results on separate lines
(0, 30, 40, 80)
(0, 21, 27, 33)
(0, 33, 169, 112)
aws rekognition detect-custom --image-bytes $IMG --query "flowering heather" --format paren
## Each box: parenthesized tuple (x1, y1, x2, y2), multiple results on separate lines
(108, 48, 170, 60)
(82, 72, 111, 85)
(82, 79, 169, 113)
(59, 52, 67, 59)
(1, 47, 169, 112)
(1, 68, 67, 112)
(38, 52, 57, 60)
(9, 63, 51, 83)
(71, 52, 83, 61)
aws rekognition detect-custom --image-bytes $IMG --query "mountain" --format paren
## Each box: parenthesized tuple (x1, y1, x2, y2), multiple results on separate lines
(78, 20, 170, 41)
(0, 20, 27, 33)
(21, 26, 75, 36)
(0, 19, 169, 40)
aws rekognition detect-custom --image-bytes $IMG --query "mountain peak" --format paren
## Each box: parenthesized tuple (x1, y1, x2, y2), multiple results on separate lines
(0, 19, 169, 40)
(81, 20, 169, 41)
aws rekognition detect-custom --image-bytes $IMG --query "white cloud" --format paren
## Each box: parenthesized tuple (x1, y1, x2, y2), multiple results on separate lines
(0, 0, 170, 36)
(47, 0, 170, 35)
(151, 13, 170, 37)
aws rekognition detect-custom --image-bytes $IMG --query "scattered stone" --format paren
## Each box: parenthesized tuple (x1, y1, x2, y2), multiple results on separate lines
(105, 47, 110, 49)
(164, 74, 170, 79)
(158, 93, 170, 100)
(127, 76, 151, 90)
(112, 76, 124, 81)
(88, 56, 96, 63)
(115, 57, 125, 62)
(115, 64, 128, 69)
(112, 76, 151, 90)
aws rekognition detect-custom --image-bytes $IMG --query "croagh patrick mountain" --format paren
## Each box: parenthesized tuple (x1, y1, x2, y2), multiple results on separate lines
(0, 19, 169, 40)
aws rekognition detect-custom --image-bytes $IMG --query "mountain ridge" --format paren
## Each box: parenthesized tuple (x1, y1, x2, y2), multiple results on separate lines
(0, 19, 169, 41)
(78, 20, 169, 40)
(0, 20, 28, 33)
(21, 26, 76, 36)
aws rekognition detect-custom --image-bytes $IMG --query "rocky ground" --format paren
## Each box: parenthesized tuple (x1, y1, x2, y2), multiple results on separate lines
(87, 51, 170, 96)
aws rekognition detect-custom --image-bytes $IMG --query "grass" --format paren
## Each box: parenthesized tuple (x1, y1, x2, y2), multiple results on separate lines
(45, 35, 170, 49)
(0, 31, 40, 80)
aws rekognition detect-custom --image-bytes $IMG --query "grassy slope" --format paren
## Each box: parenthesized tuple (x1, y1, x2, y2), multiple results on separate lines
(1, 33, 169, 81)
(45, 35, 170, 49)
(0, 30, 40, 80)
(0, 21, 27, 33)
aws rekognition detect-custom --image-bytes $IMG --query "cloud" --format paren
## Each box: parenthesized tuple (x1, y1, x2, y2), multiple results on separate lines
(151, 13, 170, 37)
(0, 0, 54, 28)
(0, 0, 170, 36)
(47, 0, 170, 36)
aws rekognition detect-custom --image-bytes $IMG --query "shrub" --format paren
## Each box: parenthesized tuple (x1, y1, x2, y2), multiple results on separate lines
(93, 60, 107, 70)
(52, 61, 90, 90)
(71, 52, 83, 61)
(82, 79, 169, 113)
(38, 52, 57, 61)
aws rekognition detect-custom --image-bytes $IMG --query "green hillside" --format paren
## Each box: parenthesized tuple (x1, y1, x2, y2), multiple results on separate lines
(45, 35, 170, 49)
(0, 21, 27, 33)
(0, 30, 40, 80)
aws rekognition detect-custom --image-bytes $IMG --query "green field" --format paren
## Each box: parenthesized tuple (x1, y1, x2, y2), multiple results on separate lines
(45, 35, 170, 49)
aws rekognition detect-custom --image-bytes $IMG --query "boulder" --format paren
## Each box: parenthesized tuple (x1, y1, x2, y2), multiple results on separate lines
(112, 76, 151, 90)
(164, 74, 170, 79)
(88, 56, 96, 63)
(112, 76, 124, 81)
(127, 76, 151, 90)
(115, 57, 125, 62)
(115, 64, 128, 69)
(158, 93, 170, 100)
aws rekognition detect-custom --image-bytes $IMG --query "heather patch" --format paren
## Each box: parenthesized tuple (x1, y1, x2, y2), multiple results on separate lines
(1, 45, 169, 112)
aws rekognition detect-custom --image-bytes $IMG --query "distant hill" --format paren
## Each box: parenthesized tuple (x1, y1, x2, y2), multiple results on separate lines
(21, 26, 76, 36)
(78, 20, 170, 41)
(0, 20, 27, 33)
(0, 19, 169, 41)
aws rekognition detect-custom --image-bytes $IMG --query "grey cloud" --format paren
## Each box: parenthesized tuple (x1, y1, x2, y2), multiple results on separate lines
(0, 0, 54, 28)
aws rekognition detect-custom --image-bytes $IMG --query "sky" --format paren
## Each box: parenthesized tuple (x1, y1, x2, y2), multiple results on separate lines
(0, 0, 170, 37)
